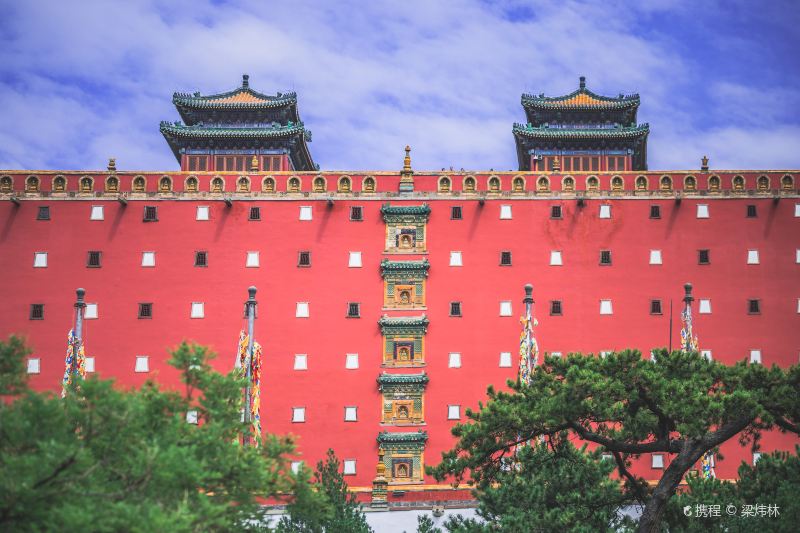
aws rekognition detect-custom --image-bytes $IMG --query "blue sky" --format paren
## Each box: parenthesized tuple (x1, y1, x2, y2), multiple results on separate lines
(1, 0, 799, 172)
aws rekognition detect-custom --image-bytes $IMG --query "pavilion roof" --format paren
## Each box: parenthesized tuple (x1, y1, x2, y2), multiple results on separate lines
(522, 77, 640, 111)
(173, 75, 298, 110)
(512, 122, 650, 140)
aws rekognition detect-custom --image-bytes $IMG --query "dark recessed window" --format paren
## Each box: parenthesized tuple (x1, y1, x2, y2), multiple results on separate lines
(500, 251, 512, 266)
(649, 205, 661, 219)
(748, 299, 761, 314)
(650, 299, 663, 315)
(143, 205, 158, 222)
(37, 206, 50, 220)
(698, 249, 710, 265)
(451, 206, 462, 220)
(138, 303, 153, 319)
(550, 300, 562, 316)
(249, 207, 261, 221)
(450, 301, 462, 317)
(551, 205, 563, 219)
(298, 251, 311, 267)
(600, 250, 612, 265)
(350, 206, 363, 221)
(87, 251, 102, 268)
(347, 302, 361, 318)
(746, 205, 757, 218)
(194, 251, 208, 267)
(29, 304, 44, 320)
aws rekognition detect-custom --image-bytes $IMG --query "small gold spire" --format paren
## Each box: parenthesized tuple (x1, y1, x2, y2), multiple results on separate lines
(403, 146, 412, 173)
(251, 155, 259, 172)
(107, 158, 117, 172)
(399, 146, 414, 192)
(376, 446, 386, 475)
(552, 156, 561, 172)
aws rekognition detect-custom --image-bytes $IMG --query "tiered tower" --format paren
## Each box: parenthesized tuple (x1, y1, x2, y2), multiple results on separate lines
(160, 74, 315, 172)
(513, 76, 648, 172)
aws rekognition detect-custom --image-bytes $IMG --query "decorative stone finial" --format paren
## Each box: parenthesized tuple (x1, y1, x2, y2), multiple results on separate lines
(251, 155, 259, 172)
(242, 74, 249, 88)
(579, 76, 586, 89)
(399, 145, 414, 193)
(107, 158, 116, 172)
(75, 288, 86, 308)
(701, 155, 709, 172)
(523, 284, 534, 304)
(683, 283, 694, 304)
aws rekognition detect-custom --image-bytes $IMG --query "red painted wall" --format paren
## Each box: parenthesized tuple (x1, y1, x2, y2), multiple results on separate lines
(1, 170, 799, 491)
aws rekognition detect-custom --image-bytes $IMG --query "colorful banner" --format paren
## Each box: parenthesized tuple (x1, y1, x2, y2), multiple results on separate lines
(61, 329, 86, 398)
(237, 330, 262, 444)
(518, 313, 539, 385)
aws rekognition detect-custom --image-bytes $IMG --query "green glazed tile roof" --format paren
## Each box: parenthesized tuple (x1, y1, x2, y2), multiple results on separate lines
(378, 315, 429, 328)
(377, 372, 429, 386)
(159, 121, 308, 139)
(513, 123, 649, 140)
(521, 87, 639, 111)
(377, 431, 428, 444)
(172, 75, 298, 110)
(380, 259, 430, 276)
(380, 203, 431, 217)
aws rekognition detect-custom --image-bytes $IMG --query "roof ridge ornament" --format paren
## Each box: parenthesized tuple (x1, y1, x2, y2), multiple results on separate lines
(242, 74, 249, 89)
(579, 76, 586, 89)
(399, 145, 414, 193)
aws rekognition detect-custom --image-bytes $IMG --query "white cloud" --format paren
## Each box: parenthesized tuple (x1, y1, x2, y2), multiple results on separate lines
(0, 0, 797, 171)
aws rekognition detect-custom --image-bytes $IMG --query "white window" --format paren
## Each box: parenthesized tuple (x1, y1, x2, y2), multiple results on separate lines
(294, 354, 308, 370)
(85, 357, 95, 373)
(795, 204, 800, 217)
(649, 250, 663, 265)
(599, 205, 611, 219)
(599, 351, 611, 358)
(551, 351, 563, 358)
(600, 300, 613, 315)
(190, 302, 204, 319)
(90, 205, 104, 220)
(652, 454, 664, 468)
(448, 352, 462, 368)
(601, 453, 613, 461)
(697, 204, 709, 218)
(84, 303, 98, 319)
(747, 250, 760, 264)
(343, 459, 356, 475)
(33, 252, 48, 268)
(348, 251, 362, 268)
(344, 406, 358, 421)
(449, 251, 463, 266)
(499, 352, 512, 367)
(796, 249, 800, 263)
(186, 410, 198, 424)
(135, 356, 149, 373)
(698, 299, 712, 314)
(141, 251, 155, 267)
(447, 405, 461, 420)
(550, 250, 563, 266)
(291, 461, 303, 474)
(246, 251, 260, 267)
(26, 358, 40, 374)
(500, 205, 512, 219)
(196, 206, 210, 221)
(750, 350, 762, 364)
(295, 302, 309, 318)
(753, 452, 762, 464)
(299, 206, 312, 221)
(499, 301, 512, 316)
(701, 350, 713, 361)
(797, 298, 800, 314)
(345, 353, 359, 369)
(292, 407, 306, 423)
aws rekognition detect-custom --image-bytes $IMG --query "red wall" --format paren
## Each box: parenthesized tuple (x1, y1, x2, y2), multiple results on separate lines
(1, 170, 799, 491)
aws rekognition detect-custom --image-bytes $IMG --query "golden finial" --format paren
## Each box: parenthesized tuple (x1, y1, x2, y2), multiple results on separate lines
(376, 446, 386, 475)
(251, 155, 259, 172)
(701, 155, 709, 171)
(552, 156, 561, 172)
(403, 146, 412, 173)
(107, 158, 117, 172)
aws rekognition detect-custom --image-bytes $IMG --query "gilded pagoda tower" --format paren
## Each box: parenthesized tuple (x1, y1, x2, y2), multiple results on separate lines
(160, 74, 315, 172)
(513, 76, 648, 172)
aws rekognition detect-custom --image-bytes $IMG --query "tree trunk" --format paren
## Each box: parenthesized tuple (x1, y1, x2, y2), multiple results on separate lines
(636, 446, 703, 533)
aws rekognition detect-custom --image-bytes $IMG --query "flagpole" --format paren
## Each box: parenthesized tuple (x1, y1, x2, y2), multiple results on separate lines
(243, 286, 257, 448)
(73, 288, 86, 377)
